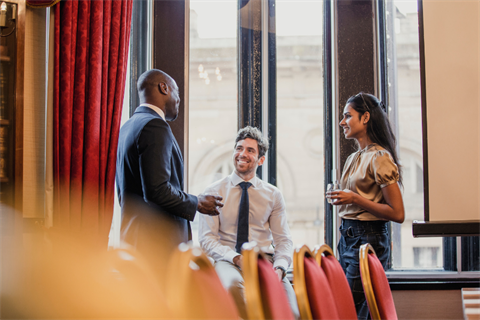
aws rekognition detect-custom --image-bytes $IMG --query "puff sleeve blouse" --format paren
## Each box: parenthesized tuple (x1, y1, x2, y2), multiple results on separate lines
(338, 143, 399, 221)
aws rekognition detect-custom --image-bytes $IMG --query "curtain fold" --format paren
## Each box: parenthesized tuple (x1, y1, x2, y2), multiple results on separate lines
(53, 0, 132, 245)
(26, 0, 61, 9)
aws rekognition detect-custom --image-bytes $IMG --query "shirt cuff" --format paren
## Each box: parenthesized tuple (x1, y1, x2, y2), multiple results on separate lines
(273, 258, 289, 270)
(224, 250, 240, 264)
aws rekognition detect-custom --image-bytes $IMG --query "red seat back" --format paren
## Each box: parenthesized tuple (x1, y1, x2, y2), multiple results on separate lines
(166, 246, 239, 319)
(367, 254, 398, 320)
(188, 266, 239, 319)
(321, 255, 357, 319)
(257, 258, 295, 320)
(304, 257, 340, 320)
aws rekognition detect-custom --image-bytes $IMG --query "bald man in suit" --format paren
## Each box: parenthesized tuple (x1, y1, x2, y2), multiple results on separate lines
(115, 69, 223, 273)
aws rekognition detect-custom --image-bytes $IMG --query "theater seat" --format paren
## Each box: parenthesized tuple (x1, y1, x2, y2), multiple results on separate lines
(107, 245, 172, 318)
(293, 245, 339, 320)
(166, 243, 239, 319)
(359, 243, 398, 320)
(314, 244, 357, 320)
(243, 245, 295, 320)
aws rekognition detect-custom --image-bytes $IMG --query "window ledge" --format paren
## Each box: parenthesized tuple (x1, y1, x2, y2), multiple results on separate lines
(387, 270, 480, 280)
(387, 270, 480, 290)
(388, 277, 480, 290)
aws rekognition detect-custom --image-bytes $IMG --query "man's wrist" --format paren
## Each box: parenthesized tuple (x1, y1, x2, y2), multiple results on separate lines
(275, 266, 286, 279)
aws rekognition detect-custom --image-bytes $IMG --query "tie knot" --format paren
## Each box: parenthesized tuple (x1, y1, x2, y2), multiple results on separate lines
(239, 181, 252, 190)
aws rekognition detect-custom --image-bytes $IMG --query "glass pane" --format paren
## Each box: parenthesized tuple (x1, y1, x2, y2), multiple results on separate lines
(188, 0, 238, 244)
(276, 0, 325, 248)
(385, 0, 443, 269)
(462, 236, 480, 271)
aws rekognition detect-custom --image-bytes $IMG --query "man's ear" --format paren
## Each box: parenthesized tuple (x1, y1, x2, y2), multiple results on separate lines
(159, 82, 168, 95)
(257, 156, 266, 166)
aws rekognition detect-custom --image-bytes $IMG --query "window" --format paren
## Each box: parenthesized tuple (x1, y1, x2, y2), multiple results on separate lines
(124, 1, 380, 263)
(188, 0, 238, 244)
(125, 0, 478, 278)
(384, 0, 479, 274)
(275, 0, 324, 248)
(188, 0, 325, 248)
(413, 247, 439, 268)
(384, 0, 444, 269)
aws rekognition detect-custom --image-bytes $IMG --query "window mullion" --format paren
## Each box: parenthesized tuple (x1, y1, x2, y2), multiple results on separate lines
(238, 0, 263, 179)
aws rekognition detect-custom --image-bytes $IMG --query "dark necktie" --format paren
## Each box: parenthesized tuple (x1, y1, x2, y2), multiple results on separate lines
(235, 181, 252, 253)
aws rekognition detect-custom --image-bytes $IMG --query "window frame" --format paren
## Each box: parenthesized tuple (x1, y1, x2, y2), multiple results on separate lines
(137, 0, 479, 282)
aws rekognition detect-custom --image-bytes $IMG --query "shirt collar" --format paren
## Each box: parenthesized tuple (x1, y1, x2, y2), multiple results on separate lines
(140, 103, 165, 120)
(230, 171, 259, 188)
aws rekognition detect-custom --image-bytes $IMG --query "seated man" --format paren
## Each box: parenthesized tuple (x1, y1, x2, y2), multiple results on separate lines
(199, 126, 299, 319)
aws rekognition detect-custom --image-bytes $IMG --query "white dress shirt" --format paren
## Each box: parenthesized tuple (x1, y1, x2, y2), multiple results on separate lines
(140, 103, 165, 120)
(198, 172, 293, 270)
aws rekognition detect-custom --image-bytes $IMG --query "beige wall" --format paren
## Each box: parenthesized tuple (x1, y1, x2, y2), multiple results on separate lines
(423, 0, 480, 221)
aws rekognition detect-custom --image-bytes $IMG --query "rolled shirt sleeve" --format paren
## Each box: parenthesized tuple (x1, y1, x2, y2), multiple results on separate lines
(198, 212, 240, 263)
(269, 190, 293, 270)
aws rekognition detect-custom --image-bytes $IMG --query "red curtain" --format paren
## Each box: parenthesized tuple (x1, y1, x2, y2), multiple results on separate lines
(53, 0, 132, 244)
(26, 0, 61, 8)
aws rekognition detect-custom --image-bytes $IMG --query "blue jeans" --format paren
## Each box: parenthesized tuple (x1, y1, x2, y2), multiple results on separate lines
(338, 219, 390, 320)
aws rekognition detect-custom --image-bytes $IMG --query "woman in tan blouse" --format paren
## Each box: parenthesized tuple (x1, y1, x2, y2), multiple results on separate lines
(327, 92, 404, 320)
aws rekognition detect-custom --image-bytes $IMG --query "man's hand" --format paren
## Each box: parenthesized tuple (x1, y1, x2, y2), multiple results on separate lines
(275, 268, 284, 281)
(197, 194, 223, 216)
(233, 255, 243, 269)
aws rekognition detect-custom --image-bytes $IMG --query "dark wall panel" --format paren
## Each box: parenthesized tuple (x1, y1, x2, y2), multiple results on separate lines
(336, 0, 376, 168)
(153, 0, 186, 155)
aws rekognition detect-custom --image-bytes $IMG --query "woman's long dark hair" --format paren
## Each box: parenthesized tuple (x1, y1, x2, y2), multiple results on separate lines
(346, 92, 403, 186)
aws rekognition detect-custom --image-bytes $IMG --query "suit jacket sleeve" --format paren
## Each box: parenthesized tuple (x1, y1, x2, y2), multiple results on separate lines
(137, 118, 197, 221)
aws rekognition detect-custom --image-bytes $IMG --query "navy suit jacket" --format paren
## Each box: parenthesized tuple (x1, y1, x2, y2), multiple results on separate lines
(116, 106, 198, 246)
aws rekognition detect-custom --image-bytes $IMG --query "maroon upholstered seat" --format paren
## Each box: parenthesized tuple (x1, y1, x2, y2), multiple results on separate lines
(243, 245, 295, 320)
(189, 265, 239, 319)
(166, 245, 239, 319)
(257, 258, 295, 320)
(107, 246, 172, 318)
(315, 244, 357, 320)
(293, 245, 340, 320)
(304, 256, 340, 320)
(360, 243, 398, 320)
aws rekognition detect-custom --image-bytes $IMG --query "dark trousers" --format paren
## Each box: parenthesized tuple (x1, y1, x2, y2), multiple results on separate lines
(338, 219, 390, 320)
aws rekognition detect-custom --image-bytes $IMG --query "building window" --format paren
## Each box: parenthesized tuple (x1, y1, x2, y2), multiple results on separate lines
(128, 0, 478, 277)
(383, 0, 479, 274)
(188, 0, 239, 243)
(276, 0, 324, 247)
(384, 0, 444, 270)
(413, 247, 439, 268)
(188, 0, 325, 248)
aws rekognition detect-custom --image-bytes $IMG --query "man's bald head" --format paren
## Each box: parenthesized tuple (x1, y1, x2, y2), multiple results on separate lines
(136, 69, 180, 121)
(137, 69, 172, 94)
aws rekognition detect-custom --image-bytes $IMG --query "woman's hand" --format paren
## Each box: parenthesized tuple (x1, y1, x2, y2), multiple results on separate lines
(326, 184, 404, 223)
(327, 189, 357, 205)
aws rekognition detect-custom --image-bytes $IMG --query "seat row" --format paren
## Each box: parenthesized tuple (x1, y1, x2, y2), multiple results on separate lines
(108, 242, 398, 319)
(292, 243, 397, 320)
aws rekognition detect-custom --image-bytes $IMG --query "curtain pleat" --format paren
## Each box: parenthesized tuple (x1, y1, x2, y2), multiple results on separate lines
(53, 0, 132, 244)
(26, 0, 61, 8)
